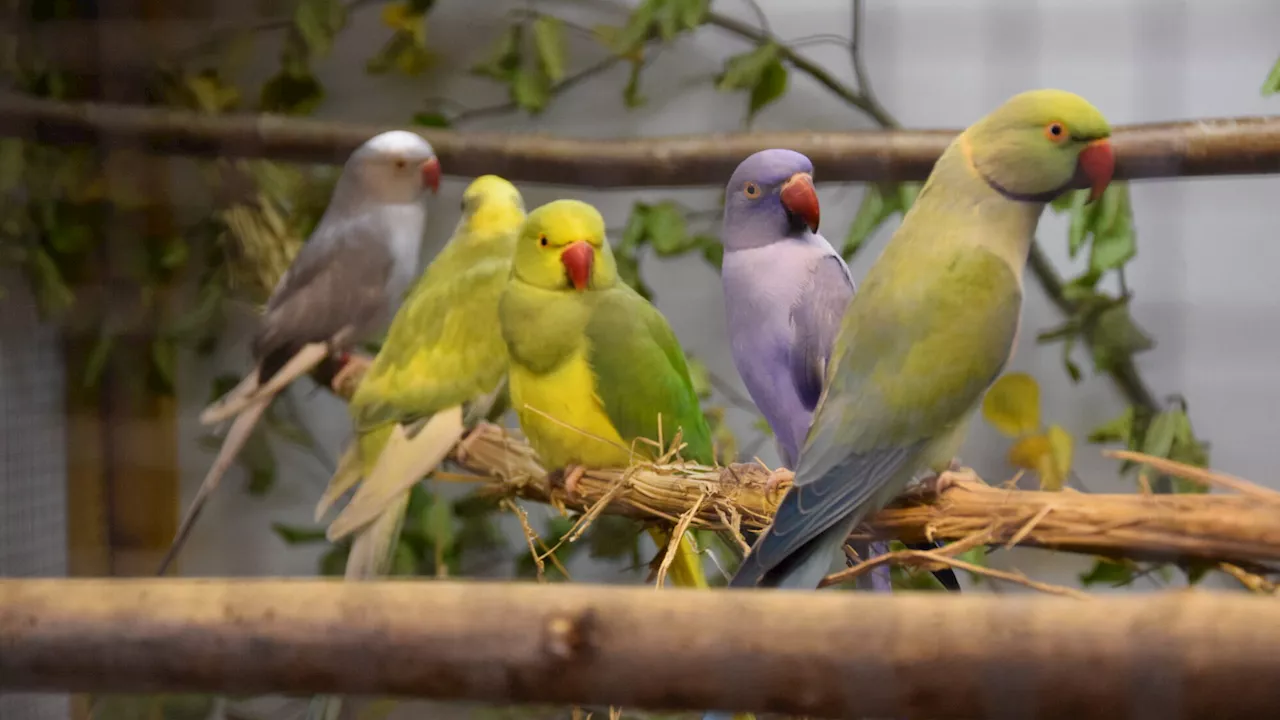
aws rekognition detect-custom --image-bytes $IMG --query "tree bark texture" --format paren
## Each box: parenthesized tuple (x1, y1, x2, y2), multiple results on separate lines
(1, 578, 1278, 719)
(3, 94, 1280, 187)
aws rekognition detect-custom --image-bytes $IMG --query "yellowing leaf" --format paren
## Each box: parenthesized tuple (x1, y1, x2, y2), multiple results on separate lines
(532, 16, 567, 82)
(1007, 433, 1050, 471)
(982, 372, 1041, 437)
(380, 2, 417, 32)
(1039, 424, 1074, 491)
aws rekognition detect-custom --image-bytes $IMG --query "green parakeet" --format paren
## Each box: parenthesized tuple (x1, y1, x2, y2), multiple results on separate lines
(726, 88, 1115, 593)
(318, 174, 526, 577)
(499, 199, 714, 589)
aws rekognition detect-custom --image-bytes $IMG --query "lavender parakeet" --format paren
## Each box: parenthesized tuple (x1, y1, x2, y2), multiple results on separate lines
(718, 149, 957, 592)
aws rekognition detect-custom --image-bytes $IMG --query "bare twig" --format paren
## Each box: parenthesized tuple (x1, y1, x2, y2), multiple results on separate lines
(823, 546, 1092, 600)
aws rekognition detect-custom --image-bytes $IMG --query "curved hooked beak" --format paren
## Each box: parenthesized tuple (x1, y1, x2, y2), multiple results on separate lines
(1077, 138, 1114, 203)
(420, 156, 441, 194)
(561, 241, 594, 292)
(780, 172, 820, 232)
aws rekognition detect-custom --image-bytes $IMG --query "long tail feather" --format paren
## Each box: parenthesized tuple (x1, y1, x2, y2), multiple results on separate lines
(200, 342, 328, 425)
(326, 406, 464, 541)
(345, 490, 412, 579)
(158, 396, 270, 575)
(314, 444, 363, 522)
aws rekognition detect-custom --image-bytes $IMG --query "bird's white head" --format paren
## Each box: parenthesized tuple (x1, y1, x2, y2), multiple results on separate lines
(339, 130, 441, 206)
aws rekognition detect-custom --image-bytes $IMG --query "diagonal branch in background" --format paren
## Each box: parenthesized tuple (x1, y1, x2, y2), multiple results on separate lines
(2, 94, 1279, 187)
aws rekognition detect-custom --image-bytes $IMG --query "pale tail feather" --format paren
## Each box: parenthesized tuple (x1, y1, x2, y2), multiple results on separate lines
(326, 406, 465, 541)
(158, 396, 270, 575)
(200, 342, 329, 425)
(345, 490, 412, 579)
(314, 444, 363, 522)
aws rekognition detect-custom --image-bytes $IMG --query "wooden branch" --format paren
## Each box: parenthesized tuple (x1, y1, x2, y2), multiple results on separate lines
(441, 423, 1280, 571)
(3, 94, 1279, 186)
(3, 578, 1280, 719)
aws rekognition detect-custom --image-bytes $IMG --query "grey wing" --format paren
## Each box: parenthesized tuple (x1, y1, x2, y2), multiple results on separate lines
(788, 253, 855, 410)
(252, 218, 395, 379)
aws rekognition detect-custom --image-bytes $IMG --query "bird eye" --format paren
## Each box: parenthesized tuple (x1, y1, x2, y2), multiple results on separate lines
(1044, 122, 1067, 142)
(394, 159, 408, 169)
(743, 182, 760, 198)
(539, 234, 548, 247)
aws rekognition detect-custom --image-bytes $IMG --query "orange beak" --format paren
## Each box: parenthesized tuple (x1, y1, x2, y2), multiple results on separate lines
(561, 241, 593, 291)
(1078, 138, 1114, 203)
(420, 156, 441, 194)
(780, 172, 820, 232)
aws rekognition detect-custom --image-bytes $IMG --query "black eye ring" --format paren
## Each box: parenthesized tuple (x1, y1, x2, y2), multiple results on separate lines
(539, 234, 548, 247)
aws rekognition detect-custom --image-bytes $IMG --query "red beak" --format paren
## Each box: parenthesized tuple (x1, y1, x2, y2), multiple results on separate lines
(780, 172, 820, 232)
(1078, 138, 1114, 203)
(561, 241, 593, 291)
(420, 156, 441, 194)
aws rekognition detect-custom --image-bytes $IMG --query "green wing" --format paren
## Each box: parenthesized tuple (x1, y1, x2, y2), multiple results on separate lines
(748, 245, 1021, 576)
(585, 284, 714, 465)
(350, 236, 514, 437)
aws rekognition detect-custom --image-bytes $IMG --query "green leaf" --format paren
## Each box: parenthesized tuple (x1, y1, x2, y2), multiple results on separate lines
(320, 544, 349, 576)
(1063, 189, 1092, 258)
(716, 43, 780, 93)
(0, 138, 24, 192)
(1141, 409, 1180, 460)
(472, 24, 523, 82)
(28, 246, 74, 314)
(699, 234, 724, 270)
(390, 538, 419, 575)
(1088, 407, 1135, 445)
(532, 16, 567, 82)
(1262, 55, 1280, 96)
(150, 337, 177, 394)
(294, 0, 347, 57)
(613, 246, 651, 299)
(412, 112, 451, 128)
(747, 58, 788, 121)
(260, 72, 324, 115)
(423, 494, 457, 555)
(610, 0, 658, 56)
(588, 515, 642, 561)
(511, 64, 552, 113)
(646, 201, 691, 255)
(890, 563, 948, 591)
(1088, 185, 1136, 274)
(620, 204, 651, 250)
(1079, 557, 1136, 587)
(1085, 302, 1154, 373)
(622, 58, 646, 107)
(675, 0, 709, 29)
(238, 423, 277, 496)
(843, 183, 901, 260)
(272, 523, 330, 545)
(751, 415, 774, 437)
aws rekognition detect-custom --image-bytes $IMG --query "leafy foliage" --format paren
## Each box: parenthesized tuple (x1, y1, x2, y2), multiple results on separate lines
(1263, 55, 1280, 96)
(843, 182, 920, 260)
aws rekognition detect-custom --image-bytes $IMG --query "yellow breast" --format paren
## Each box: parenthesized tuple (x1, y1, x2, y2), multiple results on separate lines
(508, 349, 632, 470)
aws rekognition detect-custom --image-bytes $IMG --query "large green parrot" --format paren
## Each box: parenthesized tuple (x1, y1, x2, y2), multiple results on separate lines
(726, 88, 1116, 592)
(499, 198, 714, 589)
(317, 174, 526, 577)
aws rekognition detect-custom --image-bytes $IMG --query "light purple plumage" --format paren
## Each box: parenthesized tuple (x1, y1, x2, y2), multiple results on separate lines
(718, 149, 893, 593)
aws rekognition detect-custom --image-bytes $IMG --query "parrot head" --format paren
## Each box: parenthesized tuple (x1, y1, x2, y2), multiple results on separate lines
(965, 89, 1114, 204)
(341, 130, 441, 204)
(721, 149, 821, 250)
(513, 199, 617, 293)
(458, 175, 526, 236)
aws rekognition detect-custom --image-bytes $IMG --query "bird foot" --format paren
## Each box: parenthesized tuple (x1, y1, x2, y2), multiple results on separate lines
(921, 458, 968, 494)
(763, 467, 794, 498)
(332, 353, 372, 394)
(548, 465, 587, 499)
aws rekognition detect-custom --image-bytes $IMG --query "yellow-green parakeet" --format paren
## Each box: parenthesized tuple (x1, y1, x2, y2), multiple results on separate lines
(727, 89, 1115, 593)
(319, 174, 526, 578)
(499, 199, 713, 589)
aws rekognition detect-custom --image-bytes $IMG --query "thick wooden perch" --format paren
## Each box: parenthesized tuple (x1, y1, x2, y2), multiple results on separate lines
(439, 423, 1280, 574)
(3, 578, 1280, 718)
(2, 94, 1279, 186)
